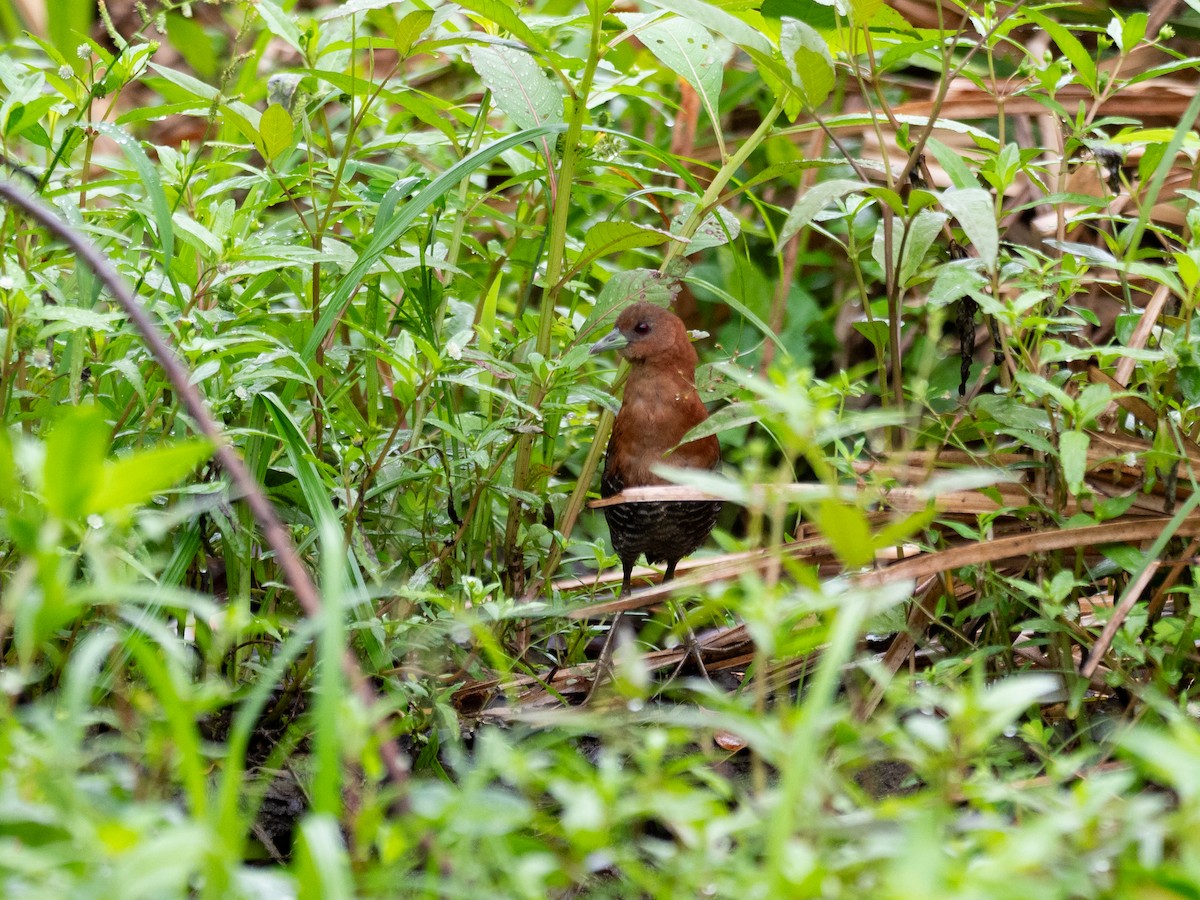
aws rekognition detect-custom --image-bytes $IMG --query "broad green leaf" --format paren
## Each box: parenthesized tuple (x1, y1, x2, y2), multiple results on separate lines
(634, 14, 729, 134)
(777, 178, 868, 248)
(89, 440, 214, 516)
(467, 45, 563, 131)
(849, 0, 884, 26)
(166, 12, 218, 78)
(940, 187, 998, 272)
(580, 222, 678, 265)
(1059, 430, 1089, 496)
(780, 18, 834, 109)
(259, 103, 296, 161)
(43, 406, 109, 521)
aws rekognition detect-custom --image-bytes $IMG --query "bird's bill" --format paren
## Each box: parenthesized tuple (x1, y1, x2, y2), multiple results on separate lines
(589, 327, 628, 355)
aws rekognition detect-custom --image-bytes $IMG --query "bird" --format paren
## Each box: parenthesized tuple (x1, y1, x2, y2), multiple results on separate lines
(589, 301, 722, 596)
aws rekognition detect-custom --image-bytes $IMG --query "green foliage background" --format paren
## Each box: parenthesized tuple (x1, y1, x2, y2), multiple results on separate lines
(3, 0, 1200, 896)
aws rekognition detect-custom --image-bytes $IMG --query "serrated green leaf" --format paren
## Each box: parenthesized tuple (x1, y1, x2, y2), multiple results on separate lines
(672, 205, 740, 254)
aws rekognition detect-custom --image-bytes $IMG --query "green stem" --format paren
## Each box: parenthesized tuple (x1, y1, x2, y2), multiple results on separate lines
(502, 10, 605, 594)
(662, 97, 785, 269)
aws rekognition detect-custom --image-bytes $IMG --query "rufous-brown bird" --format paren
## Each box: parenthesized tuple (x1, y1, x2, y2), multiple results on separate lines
(590, 302, 722, 596)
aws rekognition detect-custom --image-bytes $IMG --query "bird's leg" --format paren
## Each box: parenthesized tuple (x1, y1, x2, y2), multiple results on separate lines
(585, 612, 623, 704)
(662, 559, 711, 685)
(586, 560, 635, 704)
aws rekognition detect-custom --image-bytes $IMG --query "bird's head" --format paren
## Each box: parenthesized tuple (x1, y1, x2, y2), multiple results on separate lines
(589, 302, 692, 364)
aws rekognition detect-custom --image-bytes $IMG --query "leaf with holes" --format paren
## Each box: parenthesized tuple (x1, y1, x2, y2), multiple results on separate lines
(634, 14, 730, 134)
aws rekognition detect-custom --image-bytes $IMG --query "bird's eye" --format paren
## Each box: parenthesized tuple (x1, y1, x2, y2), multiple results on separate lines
(633, 321, 651, 335)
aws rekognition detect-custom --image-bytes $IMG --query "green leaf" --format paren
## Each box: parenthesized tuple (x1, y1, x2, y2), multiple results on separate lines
(147, 62, 220, 101)
(1059, 430, 1090, 496)
(815, 499, 874, 569)
(682, 274, 788, 355)
(255, 0, 306, 56)
(940, 187, 998, 272)
(259, 102, 296, 161)
(634, 14, 729, 133)
(672, 205, 740, 254)
(852, 319, 889, 349)
(43, 406, 110, 521)
(872, 209, 946, 287)
(780, 18, 834, 109)
(467, 44, 563, 131)
(777, 178, 868, 248)
(580, 222, 678, 266)
(849, 0, 884, 26)
(1026, 10, 1096, 92)
(456, 0, 546, 55)
(388, 7, 434, 57)
(90, 122, 177, 296)
(89, 440, 214, 516)
(166, 12, 218, 78)
(925, 136, 978, 191)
